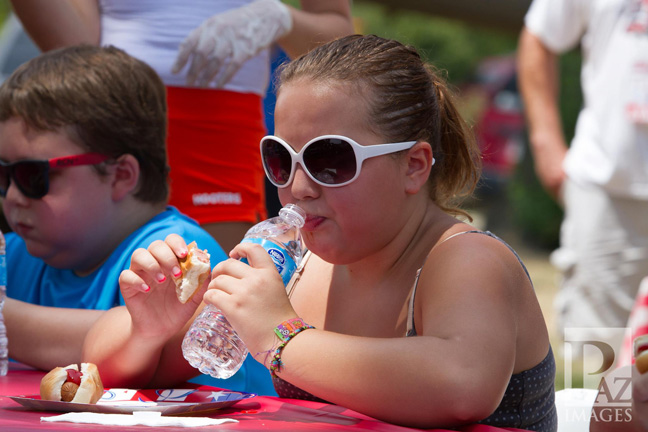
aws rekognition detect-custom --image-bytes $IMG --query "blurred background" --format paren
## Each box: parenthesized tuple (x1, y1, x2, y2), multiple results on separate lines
(0, 0, 585, 388)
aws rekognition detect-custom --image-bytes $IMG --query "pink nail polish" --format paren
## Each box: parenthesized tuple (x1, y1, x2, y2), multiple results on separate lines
(142, 284, 151, 292)
(172, 266, 182, 277)
(157, 273, 166, 283)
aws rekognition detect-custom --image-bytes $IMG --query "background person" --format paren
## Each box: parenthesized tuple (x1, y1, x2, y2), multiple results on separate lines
(83, 35, 557, 430)
(517, 0, 648, 337)
(10, 0, 355, 252)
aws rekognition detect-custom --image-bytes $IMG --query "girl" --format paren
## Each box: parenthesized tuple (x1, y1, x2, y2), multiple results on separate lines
(85, 35, 557, 430)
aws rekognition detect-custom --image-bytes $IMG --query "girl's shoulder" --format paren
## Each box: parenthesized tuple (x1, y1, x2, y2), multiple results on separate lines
(430, 229, 525, 268)
(421, 228, 533, 298)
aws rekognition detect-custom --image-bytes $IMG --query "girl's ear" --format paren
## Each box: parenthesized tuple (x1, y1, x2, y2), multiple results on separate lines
(110, 154, 140, 201)
(404, 141, 433, 195)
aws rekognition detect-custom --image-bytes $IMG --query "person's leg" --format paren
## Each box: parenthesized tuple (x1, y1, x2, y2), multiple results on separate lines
(553, 179, 648, 332)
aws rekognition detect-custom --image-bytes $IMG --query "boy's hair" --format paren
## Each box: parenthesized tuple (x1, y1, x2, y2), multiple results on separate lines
(0, 44, 169, 203)
(277, 34, 482, 218)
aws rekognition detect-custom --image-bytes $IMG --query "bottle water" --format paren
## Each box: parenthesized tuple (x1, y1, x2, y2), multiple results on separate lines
(182, 204, 306, 379)
(0, 230, 8, 376)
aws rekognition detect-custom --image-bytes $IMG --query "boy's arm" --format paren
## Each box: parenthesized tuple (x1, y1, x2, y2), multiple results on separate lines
(277, 0, 354, 59)
(4, 298, 104, 370)
(9, 0, 101, 51)
(517, 27, 568, 201)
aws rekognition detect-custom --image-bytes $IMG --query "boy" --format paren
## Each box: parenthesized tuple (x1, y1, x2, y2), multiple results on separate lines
(0, 44, 225, 372)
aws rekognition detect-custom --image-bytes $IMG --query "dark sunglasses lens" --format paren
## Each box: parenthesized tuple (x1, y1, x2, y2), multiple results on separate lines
(0, 165, 10, 197)
(303, 138, 357, 185)
(262, 139, 292, 185)
(14, 161, 49, 198)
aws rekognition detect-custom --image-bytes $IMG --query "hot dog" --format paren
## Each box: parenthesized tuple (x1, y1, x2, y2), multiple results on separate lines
(174, 241, 211, 304)
(40, 363, 104, 404)
(634, 335, 648, 374)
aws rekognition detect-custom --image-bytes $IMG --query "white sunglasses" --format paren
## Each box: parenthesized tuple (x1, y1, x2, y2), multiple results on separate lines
(260, 134, 419, 188)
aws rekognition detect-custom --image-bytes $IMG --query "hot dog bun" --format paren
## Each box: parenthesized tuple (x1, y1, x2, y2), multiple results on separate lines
(174, 241, 211, 304)
(40, 363, 104, 404)
(634, 335, 648, 374)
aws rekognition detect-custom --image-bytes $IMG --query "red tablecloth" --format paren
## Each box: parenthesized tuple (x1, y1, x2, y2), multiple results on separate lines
(0, 363, 529, 431)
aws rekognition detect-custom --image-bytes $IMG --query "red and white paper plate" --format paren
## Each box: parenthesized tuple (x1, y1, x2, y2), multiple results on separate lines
(7, 388, 256, 415)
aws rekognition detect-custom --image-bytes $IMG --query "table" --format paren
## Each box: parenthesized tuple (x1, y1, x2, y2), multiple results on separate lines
(0, 363, 529, 431)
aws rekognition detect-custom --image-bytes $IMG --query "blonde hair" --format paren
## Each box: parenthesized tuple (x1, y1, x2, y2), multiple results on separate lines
(277, 34, 481, 217)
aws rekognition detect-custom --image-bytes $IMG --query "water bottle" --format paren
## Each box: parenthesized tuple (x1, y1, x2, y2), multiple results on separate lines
(0, 230, 8, 376)
(182, 204, 306, 379)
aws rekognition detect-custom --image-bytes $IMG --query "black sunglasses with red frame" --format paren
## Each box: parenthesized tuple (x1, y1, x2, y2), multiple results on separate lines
(0, 153, 109, 199)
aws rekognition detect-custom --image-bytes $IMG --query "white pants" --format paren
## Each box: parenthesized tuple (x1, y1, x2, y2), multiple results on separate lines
(552, 179, 648, 331)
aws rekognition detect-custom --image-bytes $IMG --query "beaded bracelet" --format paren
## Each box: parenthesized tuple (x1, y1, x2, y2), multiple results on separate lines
(269, 318, 315, 378)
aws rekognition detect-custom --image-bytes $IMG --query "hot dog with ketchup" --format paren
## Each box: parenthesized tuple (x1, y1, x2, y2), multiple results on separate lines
(173, 241, 211, 304)
(40, 363, 104, 404)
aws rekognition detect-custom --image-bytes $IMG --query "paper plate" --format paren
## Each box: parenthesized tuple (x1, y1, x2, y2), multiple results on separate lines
(7, 388, 256, 415)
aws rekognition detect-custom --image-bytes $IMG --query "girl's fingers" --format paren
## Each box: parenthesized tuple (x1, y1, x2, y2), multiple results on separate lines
(212, 257, 251, 280)
(207, 271, 242, 296)
(129, 247, 168, 284)
(228, 243, 275, 268)
(148, 241, 184, 281)
(202, 282, 230, 307)
(164, 234, 190, 259)
(119, 269, 151, 298)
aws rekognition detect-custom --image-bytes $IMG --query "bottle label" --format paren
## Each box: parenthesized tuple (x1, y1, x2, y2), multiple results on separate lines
(241, 238, 297, 286)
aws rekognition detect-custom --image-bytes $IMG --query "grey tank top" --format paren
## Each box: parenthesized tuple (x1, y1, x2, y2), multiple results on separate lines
(274, 231, 557, 431)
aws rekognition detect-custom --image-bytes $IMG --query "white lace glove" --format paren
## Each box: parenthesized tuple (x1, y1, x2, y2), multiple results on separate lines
(172, 0, 292, 88)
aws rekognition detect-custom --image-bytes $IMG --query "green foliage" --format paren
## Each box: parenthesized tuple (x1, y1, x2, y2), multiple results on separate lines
(508, 143, 563, 250)
(0, 1, 9, 24)
(353, 1, 518, 84)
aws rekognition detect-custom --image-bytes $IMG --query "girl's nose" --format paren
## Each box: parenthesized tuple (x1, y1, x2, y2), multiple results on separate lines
(288, 163, 320, 200)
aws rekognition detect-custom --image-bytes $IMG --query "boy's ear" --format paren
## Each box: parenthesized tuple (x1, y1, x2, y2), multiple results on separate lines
(404, 141, 433, 194)
(110, 154, 140, 201)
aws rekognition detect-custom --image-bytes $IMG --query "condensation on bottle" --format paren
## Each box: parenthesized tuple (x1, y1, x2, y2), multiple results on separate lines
(0, 230, 8, 376)
(182, 204, 306, 379)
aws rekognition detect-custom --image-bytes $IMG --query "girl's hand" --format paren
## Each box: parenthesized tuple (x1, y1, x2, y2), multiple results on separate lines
(119, 234, 207, 341)
(205, 242, 298, 361)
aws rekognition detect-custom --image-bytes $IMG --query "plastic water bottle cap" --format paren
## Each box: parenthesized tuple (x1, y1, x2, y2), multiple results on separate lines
(279, 204, 306, 228)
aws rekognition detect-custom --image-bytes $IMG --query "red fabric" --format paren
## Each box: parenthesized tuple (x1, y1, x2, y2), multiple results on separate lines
(0, 364, 529, 431)
(166, 86, 267, 224)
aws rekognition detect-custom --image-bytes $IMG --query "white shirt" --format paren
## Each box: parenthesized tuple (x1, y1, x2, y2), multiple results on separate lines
(525, 0, 648, 198)
(99, 0, 270, 95)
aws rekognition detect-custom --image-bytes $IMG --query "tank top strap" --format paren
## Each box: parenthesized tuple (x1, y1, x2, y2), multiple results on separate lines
(406, 230, 531, 337)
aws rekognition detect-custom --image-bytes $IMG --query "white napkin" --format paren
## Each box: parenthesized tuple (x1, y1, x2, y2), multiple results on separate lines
(41, 411, 238, 427)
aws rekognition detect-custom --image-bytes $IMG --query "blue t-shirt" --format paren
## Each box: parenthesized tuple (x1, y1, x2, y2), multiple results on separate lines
(6, 206, 225, 308)
(5, 205, 277, 396)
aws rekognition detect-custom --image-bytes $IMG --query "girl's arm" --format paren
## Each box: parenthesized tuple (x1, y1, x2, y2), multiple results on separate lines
(207, 235, 543, 428)
(82, 305, 201, 388)
(82, 235, 206, 388)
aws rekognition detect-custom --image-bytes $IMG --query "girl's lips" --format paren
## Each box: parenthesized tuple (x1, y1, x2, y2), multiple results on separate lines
(302, 215, 325, 231)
